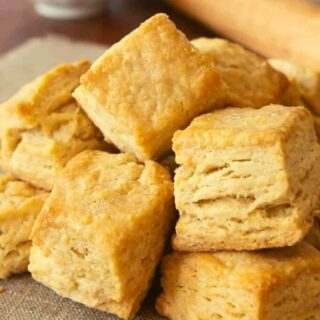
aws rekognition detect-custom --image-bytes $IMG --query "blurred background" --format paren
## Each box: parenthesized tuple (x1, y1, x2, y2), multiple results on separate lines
(0, 0, 214, 55)
(0, 0, 320, 68)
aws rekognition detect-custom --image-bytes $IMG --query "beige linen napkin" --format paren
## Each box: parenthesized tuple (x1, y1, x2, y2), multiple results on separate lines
(0, 35, 164, 320)
(0, 35, 106, 102)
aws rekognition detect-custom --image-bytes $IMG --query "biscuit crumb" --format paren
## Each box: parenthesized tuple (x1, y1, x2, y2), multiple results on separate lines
(0, 287, 5, 293)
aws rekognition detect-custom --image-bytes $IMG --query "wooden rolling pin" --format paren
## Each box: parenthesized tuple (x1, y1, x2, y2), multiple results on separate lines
(167, 0, 320, 70)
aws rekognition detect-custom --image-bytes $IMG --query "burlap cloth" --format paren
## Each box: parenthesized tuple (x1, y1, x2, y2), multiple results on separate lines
(0, 36, 164, 320)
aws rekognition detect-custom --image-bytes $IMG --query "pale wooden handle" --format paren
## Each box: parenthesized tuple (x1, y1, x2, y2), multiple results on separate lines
(168, 0, 320, 70)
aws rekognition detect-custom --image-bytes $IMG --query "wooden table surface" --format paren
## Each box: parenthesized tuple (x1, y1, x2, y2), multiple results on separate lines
(0, 0, 215, 55)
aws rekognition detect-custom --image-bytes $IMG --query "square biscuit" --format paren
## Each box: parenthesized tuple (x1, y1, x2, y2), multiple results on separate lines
(191, 38, 288, 108)
(172, 105, 320, 251)
(269, 59, 320, 116)
(156, 242, 320, 320)
(74, 14, 226, 161)
(0, 62, 108, 190)
(29, 150, 174, 319)
(0, 174, 48, 279)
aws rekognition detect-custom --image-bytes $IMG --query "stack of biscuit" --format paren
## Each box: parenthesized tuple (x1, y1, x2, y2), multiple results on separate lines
(0, 13, 320, 320)
(0, 60, 108, 279)
(157, 34, 320, 320)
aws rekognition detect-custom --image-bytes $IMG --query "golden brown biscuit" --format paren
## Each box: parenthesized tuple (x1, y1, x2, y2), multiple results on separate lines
(0, 61, 107, 190)
(29, 150, 174, 319)
(172, 105, 320, 251)
(156, 242, 320, 320)
(269, 59, 320, 116)
(0, 174, 48, 279)
(74, 14, 226, 161)
(191, 38, 288, 108)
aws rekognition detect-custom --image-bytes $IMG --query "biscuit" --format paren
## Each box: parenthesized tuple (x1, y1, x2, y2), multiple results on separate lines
(156, 242, 320, 320)
(0, 61, 108, 190)
(269, 59, 320, 115)
(0, 174, 48, 279)
(191, 38, 288, 108)
(172, 105, 320, 251)
(29, 150, 174, 319)
(74, 14, 226, 161)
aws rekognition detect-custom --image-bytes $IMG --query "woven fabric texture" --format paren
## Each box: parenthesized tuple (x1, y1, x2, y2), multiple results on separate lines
(0, 274, 163, 320)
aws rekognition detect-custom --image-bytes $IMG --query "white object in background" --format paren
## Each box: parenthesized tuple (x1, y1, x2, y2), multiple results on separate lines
(33, 0, 106, 20)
